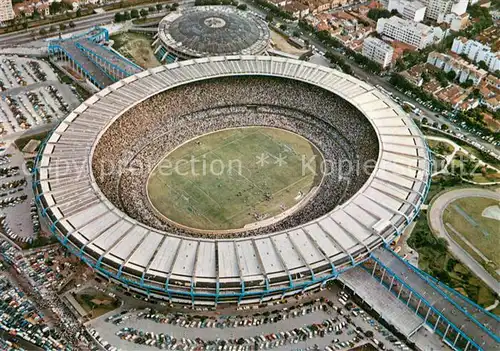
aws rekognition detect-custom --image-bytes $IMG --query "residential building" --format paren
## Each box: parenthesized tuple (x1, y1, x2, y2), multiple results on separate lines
(427, 51, 489, 86)
(0, 0, 14, 23)
(451, 36, 499, 73)
(387, 0, 426, 22)
(376, 16, 444, 50)
(362, 37, 394, 68)
(442, 12, 468, 32)
(422, 0, 467, 23)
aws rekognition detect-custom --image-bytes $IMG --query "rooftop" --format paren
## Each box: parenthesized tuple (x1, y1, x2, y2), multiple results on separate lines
(157, 6, 270, 58)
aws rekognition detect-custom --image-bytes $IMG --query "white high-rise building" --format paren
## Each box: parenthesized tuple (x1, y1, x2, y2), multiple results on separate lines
(0, 0, 14, 24)
(376, 16, 444, 50)
(452, 37, 500, 73)
(387, 0, 426, 22)
(362, 37, 394, 68)
(422, 0, 467, 22)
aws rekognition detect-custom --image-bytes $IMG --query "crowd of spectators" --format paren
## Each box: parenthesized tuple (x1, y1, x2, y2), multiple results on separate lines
(92, 76, 379, 238)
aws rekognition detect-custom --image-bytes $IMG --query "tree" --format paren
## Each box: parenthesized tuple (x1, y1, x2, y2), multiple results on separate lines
(114, 12, 123, 22)
(123, 11, 131, 20)
(131, 9, 139, 18)
(76, 8, 82, 17)
(421, 117, 428, 125)
(477, 60, 488, 71)
(39, 28, 47, 35)
(156, 4, 163, 11)
(461, 79, 473, 88)
(280, 24, 287, 31)
(49, 25, 57, 32)
(441, 124, 448, 131)
(69, 21, 76, 28)
(148, 6, 155, 12)
(265, 13, 274, 22)
(171, 2, 179, 9)
(236, 3, 247, 10)
(367, 8, 391, 21)
(446, 70, 456, 81)
(59, 23, 66, 31)
(140, 9, 148, 17)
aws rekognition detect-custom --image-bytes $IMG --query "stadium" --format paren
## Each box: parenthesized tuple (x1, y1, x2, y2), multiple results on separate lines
(33, 56, 431, 306)
(153, 6, 270, 63)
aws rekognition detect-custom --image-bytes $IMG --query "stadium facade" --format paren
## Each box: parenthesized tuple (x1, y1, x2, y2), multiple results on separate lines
(152, 6, 270, 63)
(33, 56, 431, 306)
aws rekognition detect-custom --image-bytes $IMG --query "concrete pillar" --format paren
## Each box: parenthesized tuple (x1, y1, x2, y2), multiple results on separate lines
(433, 315, 440, 331)
(389, 276, 395, 291)
(415, 298, 422, 315)
(372, 261, 377, 276)
(407, 291, 412, 305)
(424, 307, 431, 323)
(397, 285, 403, 299)
(464, 340, 470, 351)
(380, 268, 386, 284)
(453, 332, 460, 347)
(442, 323, 450, 341)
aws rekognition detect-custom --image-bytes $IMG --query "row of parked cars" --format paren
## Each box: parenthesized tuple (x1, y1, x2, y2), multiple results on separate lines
(0, 276, 64, 350)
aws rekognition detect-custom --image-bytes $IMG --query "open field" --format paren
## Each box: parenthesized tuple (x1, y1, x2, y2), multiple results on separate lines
(110, 32, 160, 69)
(74, 287, 120, 319)
(427, 139, 454, 156)
(270, 30, 308, 56)
(442, 196, 500, 268)
(147, 127, 323, 232)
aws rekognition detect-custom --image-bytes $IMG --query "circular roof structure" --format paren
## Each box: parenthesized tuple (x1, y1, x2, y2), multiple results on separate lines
(34, 56, 430, 303)
(157, 6, 270, 58)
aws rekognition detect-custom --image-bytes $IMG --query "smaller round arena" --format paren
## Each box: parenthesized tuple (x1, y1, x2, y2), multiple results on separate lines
(154, 6, 270, 62)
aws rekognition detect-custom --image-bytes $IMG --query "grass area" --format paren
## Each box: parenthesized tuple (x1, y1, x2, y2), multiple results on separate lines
(74, 287, 120, 319)
(14, 130, 50, 151)
(110, 32, 160, 69)
(427, 139, 454, 156)
(442, 197, 499, 267)
(132, 17, 162, 25)
(147, 127, 323, 231)
(408, 214, 499, 309)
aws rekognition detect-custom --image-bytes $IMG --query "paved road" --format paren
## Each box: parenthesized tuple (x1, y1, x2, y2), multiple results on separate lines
(428, 188, 500, 294)
(0, 0, 194, 48)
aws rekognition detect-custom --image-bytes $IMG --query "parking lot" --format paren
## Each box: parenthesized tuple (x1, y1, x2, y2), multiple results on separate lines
(0, 55, 80, 137)
(87, 286, 413, 351)
(0, 144, 38, 242)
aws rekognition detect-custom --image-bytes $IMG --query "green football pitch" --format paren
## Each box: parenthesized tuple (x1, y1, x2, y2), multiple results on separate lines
(147, 127, 324, 232)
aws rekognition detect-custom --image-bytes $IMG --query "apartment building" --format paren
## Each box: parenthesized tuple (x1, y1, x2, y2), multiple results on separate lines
(427, 51, 489, 86)
(422, 0, 467, 23)
(376, 16, 444, 49)
(0, 0, 14, 23)
(387, 0, 426, 22)
(452, 37, 500, 73)
(362, 37, 394, 68)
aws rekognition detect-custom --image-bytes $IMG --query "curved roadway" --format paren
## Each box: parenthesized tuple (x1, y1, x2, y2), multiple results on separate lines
(428, 187, 500, 294)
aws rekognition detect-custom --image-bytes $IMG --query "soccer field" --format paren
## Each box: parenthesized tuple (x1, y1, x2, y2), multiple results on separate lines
(147, 127, 324, 232)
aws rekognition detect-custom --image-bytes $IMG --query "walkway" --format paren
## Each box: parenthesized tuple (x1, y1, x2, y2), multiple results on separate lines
(428, 188, 500, 294)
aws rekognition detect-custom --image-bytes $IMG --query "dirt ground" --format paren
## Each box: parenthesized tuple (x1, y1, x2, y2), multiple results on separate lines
(111, 32, 161, 69)
(269, 30, 309, 56)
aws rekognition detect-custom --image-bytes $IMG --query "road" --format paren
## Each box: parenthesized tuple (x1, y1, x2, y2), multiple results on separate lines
(428, 187, 500, 294)
(0, 0, 194, 48)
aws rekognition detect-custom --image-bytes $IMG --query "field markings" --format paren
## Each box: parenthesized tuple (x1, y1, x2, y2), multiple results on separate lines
(155, 178, 216, 226)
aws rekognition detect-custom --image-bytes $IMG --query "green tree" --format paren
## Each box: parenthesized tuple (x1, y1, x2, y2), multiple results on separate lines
(59, 23, 66, 31)
(265, 13, 274, 22)
(477, 60, 488, 71)
(123, 11, 131, 20)
(114, 13, 122, 22)
(49, 25, 57, 32)
(156, 3, 163, 11)
(131, 9, 139, 18)
(367, 8, 391, 21)
(140, 8, 148, 17)
(236, 3, 247, 10)
(148, 6, 155, 12)
(76, 8, 82, 17)
(69, 21, 76, 28)
(446, 70, 456, 81)
(39, 28, 47, 35)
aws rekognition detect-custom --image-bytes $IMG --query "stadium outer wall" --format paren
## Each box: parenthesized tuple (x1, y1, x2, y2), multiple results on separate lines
(32, 56, 432, 307)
